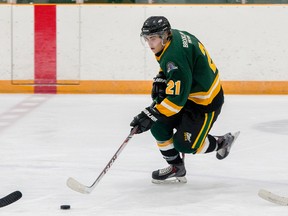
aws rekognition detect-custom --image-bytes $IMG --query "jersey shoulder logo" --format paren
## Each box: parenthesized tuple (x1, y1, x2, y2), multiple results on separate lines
(166, 62, 178, 73)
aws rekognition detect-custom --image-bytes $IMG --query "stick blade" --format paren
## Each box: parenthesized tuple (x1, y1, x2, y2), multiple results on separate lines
(66, 177, 91, 194)
(0, 191, 22, 208)
(258, 189, 288, 206)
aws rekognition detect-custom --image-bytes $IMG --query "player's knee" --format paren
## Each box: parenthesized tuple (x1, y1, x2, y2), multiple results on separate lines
(150, 122, 172, 141)
(173, 135, 197, 154)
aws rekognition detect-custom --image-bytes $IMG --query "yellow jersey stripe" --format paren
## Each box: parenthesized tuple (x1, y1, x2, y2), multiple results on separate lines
(157, 138, 174, 151)
(156, 98, 183, 117)
(196, 137, 209, 154)
(192, 113, 208, 149)
(157, 138, 173, 147)
(192, 111, 215, 149)
(188, 73, 221, 105)
(155, 40, 172, 61)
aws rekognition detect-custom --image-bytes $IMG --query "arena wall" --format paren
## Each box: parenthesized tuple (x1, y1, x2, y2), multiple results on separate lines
(0, 4, 287, 94)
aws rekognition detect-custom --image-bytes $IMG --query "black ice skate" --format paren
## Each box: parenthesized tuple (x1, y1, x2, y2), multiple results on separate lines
(152, 163, 187, 184)
(216, 131, 240, 160)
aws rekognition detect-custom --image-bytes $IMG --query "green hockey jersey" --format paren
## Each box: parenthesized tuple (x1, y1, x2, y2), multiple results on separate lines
(155, 29, 224, 117)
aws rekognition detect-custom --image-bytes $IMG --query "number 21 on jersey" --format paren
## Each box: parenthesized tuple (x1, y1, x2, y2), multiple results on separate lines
(166, 80, 181, 95)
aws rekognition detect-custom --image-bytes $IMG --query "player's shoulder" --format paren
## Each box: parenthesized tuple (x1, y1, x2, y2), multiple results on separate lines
(172, 29, 196, 38)
(171, 29, 199, 46)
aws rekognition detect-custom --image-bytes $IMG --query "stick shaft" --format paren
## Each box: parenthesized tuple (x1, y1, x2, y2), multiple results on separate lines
(89, 127, 138, 191)
(67, 127, 138, 194)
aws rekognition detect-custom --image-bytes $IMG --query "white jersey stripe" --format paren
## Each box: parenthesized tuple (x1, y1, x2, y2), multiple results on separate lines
(189, 77, 220, 100)
(161, 101, 180, 114)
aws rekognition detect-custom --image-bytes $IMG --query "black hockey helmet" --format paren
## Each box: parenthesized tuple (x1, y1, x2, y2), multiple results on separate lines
(141, 16, 171, 37)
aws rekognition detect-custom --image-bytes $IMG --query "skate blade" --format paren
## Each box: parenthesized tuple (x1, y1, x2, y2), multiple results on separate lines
(217, 131, 240, 160)
(152, 176, 187, 184)
(232, 131, 240, 142)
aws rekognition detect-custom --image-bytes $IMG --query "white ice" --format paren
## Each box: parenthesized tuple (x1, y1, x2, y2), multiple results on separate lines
(0, 94, 288, 215)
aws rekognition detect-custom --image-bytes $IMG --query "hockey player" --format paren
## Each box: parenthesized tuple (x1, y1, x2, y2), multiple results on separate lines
(130, 16, 239, 184)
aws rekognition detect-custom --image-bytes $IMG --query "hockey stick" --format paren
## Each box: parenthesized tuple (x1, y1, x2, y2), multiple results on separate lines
(0, 191, 22, 208)
(258, 189, 288, 206)
(66, 126, 138, 194)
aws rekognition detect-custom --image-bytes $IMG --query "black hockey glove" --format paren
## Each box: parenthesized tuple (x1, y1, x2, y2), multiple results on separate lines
(130, 107, 160, 134)
(151, 72, 167, 104)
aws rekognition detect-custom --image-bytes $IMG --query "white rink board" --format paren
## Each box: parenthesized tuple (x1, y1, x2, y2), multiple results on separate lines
(11, 6, 34, 80)
(144, 5, 288, 80)
(0, 5, 288, 81)
(56, 6, 81, 81)
(80, 5, 147, 80)
(0, 5, 12, 79)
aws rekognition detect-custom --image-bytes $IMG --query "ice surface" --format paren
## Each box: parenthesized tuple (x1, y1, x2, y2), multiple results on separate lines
(0, 94, 287, 215)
